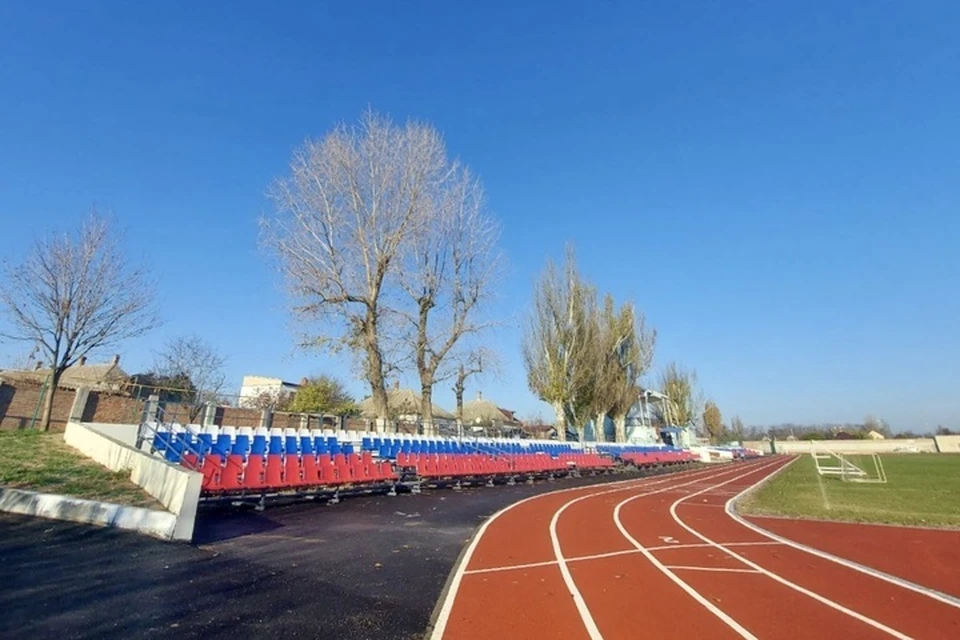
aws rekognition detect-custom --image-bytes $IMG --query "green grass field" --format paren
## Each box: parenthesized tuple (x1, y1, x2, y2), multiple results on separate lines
(739, 454, 960, 528)
(0, 430, 160, 508)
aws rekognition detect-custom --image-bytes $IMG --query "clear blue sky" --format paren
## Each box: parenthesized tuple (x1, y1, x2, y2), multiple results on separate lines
(1, 1, 958, 430)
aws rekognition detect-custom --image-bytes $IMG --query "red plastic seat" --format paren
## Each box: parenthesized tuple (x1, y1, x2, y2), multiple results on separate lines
(318, 454, 335, 483)
(302, 455, 320, 485)
(265, 454, 284, 488)
(199, 454, 222, 491)
(220, 454, 245, 491)
(242, 455, 266, 490)
(285, 455, 302, 487)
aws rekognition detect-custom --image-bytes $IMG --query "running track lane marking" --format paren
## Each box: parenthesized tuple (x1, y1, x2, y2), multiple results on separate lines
(669, 462, 912, 639)
(428, 463, 734, 639)
(723, 459, 960, 611)
(664, 565, 761, 574)
(612, 460, 786, 640)
(463, 541, 783, 575)
(545, 460, 771, 640)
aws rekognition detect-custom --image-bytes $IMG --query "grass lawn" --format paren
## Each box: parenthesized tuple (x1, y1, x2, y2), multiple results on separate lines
(739, 453, 960, 528)
(0, 430, 161, 509)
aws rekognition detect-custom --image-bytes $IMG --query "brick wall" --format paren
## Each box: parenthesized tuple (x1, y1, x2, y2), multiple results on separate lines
(0, 382, 364, 432)
(82, 391, 144, 424)
(0, 380, 74, 431)
(216, 406, 261, 427)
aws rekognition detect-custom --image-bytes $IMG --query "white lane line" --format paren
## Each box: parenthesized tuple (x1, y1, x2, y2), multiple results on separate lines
(665, 565, 762, 574)
(724, 459, 960, 610)
(466, 540, 785, 575)
(646, 541, 782, 552)
(464, 547, 645, 575)
(671, 463, 912, 639)
(428, 462, 724, 639)
(612, 460, 786, 640)
(547, 461, 768, 640)
(463, 559, 558, 575)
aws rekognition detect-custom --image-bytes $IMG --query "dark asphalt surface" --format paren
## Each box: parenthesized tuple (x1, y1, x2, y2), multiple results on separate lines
(0, 467, 687, 640)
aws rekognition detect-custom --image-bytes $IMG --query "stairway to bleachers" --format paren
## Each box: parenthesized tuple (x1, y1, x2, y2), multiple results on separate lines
(140, 423, 696, 505)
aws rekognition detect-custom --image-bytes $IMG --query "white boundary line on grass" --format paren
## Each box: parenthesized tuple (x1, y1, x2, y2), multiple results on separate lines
(725, 458, 960, 610)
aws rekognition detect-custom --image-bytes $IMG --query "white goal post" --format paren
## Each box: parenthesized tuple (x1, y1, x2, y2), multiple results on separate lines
(811, 448, 888, 484)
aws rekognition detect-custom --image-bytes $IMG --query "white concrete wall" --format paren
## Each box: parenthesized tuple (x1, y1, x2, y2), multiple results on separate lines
(0, 488, 178, 539)
(763, 438, 937, 455)
(63, 421, 202, 541)
(84, 422, 140, 447)
(934, 435, 960, 452)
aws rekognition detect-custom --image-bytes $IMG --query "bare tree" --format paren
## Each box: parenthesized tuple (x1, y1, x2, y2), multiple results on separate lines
(400, 165, 502, 435)
(0, 213, 158, 430)
(730, 415, 745, 443)
(522, 246, 598, 441)
(656, 363, 701, 435)
(450, 347, 500, 437)
(152, 335, 227, 420)
(262, 111, 447, 429)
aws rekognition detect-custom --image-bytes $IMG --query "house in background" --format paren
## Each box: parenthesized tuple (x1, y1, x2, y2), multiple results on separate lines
(238, 375, 302, 409)
(0, 355, 129, 392)
(461, 391, 523, 437)
(358, 384, 455, 434)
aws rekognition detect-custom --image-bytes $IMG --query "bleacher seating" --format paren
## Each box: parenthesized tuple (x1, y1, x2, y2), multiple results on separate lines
(596, 444, 699, 467)
(146, 423, 696, 499)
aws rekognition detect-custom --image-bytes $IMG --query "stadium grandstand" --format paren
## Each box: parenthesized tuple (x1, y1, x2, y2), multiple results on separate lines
(138, 422, 719, 506)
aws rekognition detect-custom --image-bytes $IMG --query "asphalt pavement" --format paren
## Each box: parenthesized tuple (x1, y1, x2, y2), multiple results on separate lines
(0, 467, 679, 640)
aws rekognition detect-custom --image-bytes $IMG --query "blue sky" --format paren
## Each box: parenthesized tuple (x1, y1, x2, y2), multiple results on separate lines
(1, 1, 958, 430)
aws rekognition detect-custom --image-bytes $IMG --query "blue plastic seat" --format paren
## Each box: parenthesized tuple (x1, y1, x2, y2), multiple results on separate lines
(153, 431, 170, 452)
(213, 434, 232, 457)
(268, 435, 284, 455)
(251, 435, 267, 456)
(284, 436, 299, 455)
(300, 436, 314, 455)
(233, 434, 251, 456)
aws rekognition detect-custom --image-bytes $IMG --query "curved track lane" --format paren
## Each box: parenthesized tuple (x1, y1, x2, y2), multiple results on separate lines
(431, 457, 960, 639)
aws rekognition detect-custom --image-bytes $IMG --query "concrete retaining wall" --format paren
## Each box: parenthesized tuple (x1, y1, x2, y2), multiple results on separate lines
(0, 487, 178, 539)
(63, 421, 201, 540)
(754, 438, 938, 455)
(934, 435, 960, 452)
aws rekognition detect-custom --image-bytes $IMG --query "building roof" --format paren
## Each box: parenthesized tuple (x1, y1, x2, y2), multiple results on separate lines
(462, 392, 507, 425)
(358, 387, 455, 420)
(0, 356, 129, 391)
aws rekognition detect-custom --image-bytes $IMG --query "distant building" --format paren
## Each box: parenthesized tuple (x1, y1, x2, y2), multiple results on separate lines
(0, 355, 128, 392)
(238, 375, 302, 408)
(866, 429, 886, 440)
(461, 392, 523, 436)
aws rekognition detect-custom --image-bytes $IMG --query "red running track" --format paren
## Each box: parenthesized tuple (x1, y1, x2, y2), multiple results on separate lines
(429, 456, 960, 639)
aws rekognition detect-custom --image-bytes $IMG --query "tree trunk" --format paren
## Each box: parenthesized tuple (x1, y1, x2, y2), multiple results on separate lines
(594, 412, 607, 443)
(364, 309, 389, 424)
(454, 377, 464, 439)
(40, 371, 60, 431)
(421, 380, 435, 436)
(552, 400, 567, 442)
(614, 413, 627, 443)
